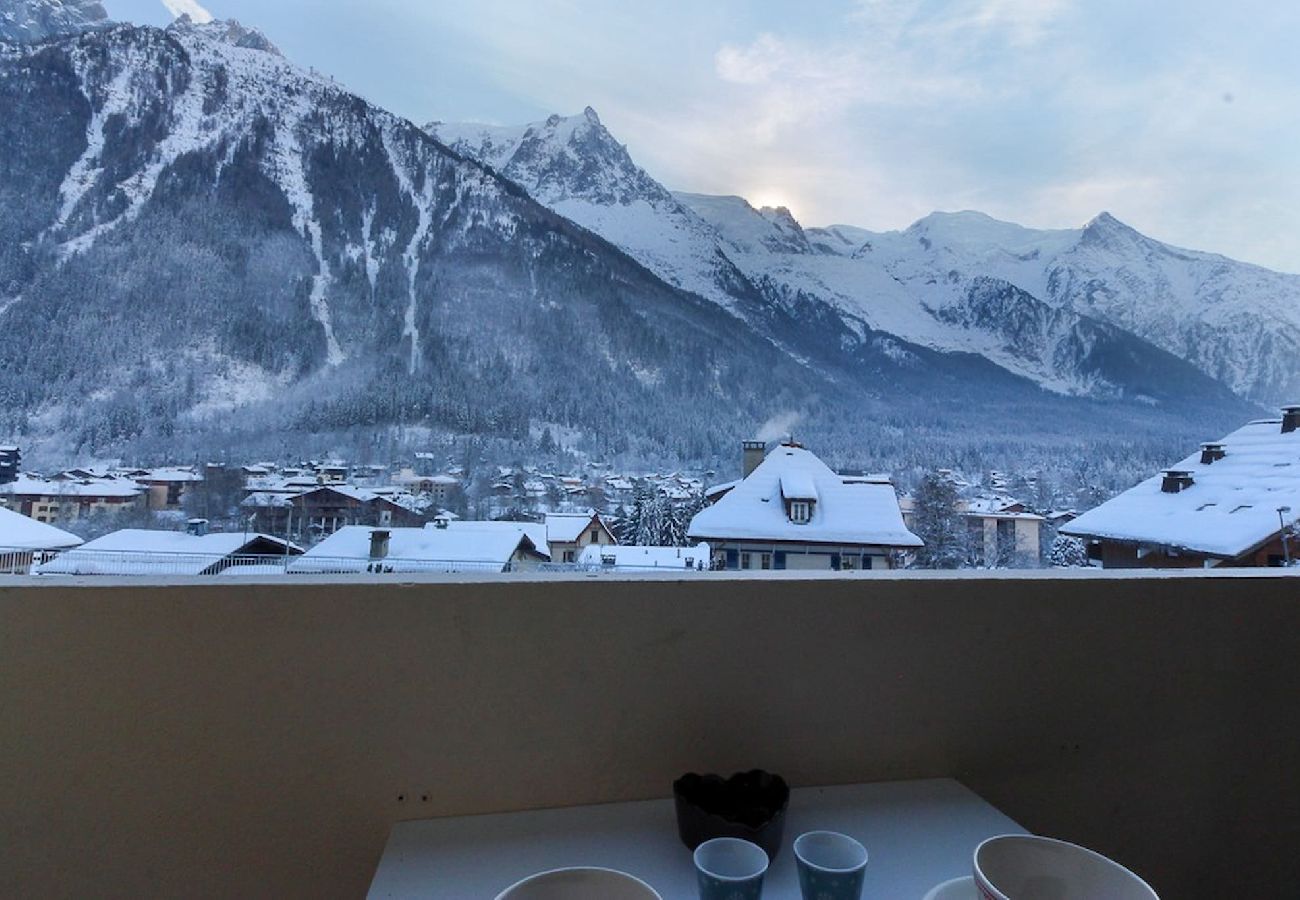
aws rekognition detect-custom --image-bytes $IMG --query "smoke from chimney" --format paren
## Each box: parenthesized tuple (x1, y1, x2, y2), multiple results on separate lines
(755, 411, 801, 443)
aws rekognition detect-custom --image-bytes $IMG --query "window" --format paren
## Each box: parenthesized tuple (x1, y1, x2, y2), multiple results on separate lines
(760, 553, 772, 570)
(789, 500, 811, 524)
(563, 550, 575, 563)
(740, 552, 752, 569)
(841, 555, 856, 570)
(590, 529, 600, 543)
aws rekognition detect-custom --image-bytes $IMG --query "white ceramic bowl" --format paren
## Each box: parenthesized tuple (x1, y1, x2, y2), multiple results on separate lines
(494, 866, 663, 900)
(974, 835, 1158, 900)
(923, 875, 977, 900)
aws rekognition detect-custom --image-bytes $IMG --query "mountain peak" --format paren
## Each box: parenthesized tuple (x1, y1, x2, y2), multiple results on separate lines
(166, 16, 281, 55)
(1085, 210, 1122, 229)
(0, 0, 109, 42)
(1080, 211, 1143, 248)
(428, 108, 673, 208)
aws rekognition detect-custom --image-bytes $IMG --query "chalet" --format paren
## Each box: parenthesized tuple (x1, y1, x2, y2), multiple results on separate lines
(288, 525, 548, 574)
(1062, 408, 1300, 568)
(545, 511, 617, 563)
(577, 543, 711, 572)
(689, 441, 922, 571)
(242, 485, 426, 541)
(36, 529, 301, 576)
(0, 476, 144, 525)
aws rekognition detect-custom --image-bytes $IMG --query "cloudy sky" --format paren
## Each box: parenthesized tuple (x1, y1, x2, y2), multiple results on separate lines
(107, 0, 1299, 272)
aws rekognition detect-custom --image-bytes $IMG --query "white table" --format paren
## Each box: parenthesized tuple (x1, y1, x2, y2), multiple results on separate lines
(368, 778, 1025, 899)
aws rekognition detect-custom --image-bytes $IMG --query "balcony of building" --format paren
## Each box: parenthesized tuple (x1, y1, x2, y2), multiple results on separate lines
(2, 570, 1297, 898)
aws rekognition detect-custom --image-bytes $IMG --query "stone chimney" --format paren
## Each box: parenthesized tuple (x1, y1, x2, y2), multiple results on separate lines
(1200, 443, 1226, 465)
(1283, 405, 1300, 434)
(369, 529, 391, 560)
(742, 440, 767, 479)
(1161, 470, 1194, 494)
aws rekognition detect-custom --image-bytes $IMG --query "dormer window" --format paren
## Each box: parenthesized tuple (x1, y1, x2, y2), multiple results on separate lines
(789, 500, 812, 524)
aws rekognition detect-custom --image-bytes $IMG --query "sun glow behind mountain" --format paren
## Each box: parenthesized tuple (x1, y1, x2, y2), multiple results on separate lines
(746, 189, 797, 216)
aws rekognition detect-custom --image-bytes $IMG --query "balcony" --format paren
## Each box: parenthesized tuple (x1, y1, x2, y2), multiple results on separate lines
(3, 569, 1297, 898)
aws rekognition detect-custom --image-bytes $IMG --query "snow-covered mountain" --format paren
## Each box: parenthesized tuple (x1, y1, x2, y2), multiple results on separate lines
(0, 21, 842, 461)
(434, 108, 1297, 407)
(0, 20, 1256, 466)
(429, 109, 763, 318)
(433, 110, 1258, 405)
(850, 210, 1300, 404)
(0, 0, 107, 42)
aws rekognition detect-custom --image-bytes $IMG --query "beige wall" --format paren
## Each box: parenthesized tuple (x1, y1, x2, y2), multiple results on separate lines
(2, 571, 1298, 899)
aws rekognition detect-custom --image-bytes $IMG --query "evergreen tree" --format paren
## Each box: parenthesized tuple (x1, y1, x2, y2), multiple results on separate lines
(910, 472, 969, 569)
(1049, 535, 1091, 568)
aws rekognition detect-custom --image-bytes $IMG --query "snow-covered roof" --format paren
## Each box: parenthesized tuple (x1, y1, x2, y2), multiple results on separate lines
(289, 525, 544, 573)
(0, 507, 83, 550)
(780, 470, 818, 502)
(1062, 418, 1300, 558)
(704, 479, 739, 500)
(963, 496, 1043, 521)
(688, 445, 922, 548)
(135, 467, 204, 483)
(441, 520, 550, 561)
(37, 530, 300, 576)
(241, 492, 293, 509)
(577, 543, 710, 571)
(545, 511, 604, 544)
(0, 476, 142, 499)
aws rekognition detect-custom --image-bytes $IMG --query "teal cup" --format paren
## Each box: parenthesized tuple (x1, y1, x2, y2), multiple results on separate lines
(694, 837, 769, 900)
(794, 831, 868, 900)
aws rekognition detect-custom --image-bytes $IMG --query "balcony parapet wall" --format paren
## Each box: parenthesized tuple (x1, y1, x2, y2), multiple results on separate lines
(2, 570, 1297, 898)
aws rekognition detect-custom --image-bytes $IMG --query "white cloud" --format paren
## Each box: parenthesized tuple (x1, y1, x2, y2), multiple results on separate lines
(160, 0, 214, 24)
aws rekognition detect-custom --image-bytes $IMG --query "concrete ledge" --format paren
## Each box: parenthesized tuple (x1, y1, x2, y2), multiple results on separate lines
(3, 572, 1297, 897)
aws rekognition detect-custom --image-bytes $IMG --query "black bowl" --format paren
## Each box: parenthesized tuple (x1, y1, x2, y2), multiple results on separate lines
(673, 769, 790, 861)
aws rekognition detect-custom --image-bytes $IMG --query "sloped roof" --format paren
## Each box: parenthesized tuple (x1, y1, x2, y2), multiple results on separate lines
(135, 467, 204, 483)
(442, 520, 550, 561)
(545, 511, 605, 544)
(689, 445, 922, 547)
(37, 530, 300, 576)
(242, 492, 293, 509)
(0, 507, 83, 550)
(0, 476, 142, 499)
(288, 525, 544, 573)
(1062, 418, 1300, 558)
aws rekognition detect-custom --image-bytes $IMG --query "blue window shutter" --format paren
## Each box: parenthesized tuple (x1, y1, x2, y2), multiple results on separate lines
(725, 549, 739, 569)
(774, 551, 786, 570)
(830, 553, 841, 570)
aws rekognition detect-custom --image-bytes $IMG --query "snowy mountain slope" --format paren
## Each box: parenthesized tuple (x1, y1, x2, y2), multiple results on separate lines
(0, 0, 106, 43)
(428, 109, 764, 316)
(856, 210, 1300, 404)
(676, 193, 1224, 402)
(432, 111, 1229, 404)
(0, 22, 845, 460)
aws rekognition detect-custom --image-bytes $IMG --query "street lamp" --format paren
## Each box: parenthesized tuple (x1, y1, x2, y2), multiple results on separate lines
(1279, 507, 1293, 566)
